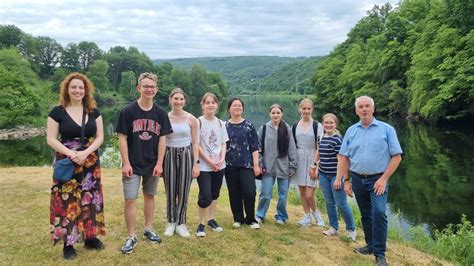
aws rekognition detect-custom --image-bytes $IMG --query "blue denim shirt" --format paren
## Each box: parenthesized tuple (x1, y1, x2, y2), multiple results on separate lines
(339, 118, 402, 174)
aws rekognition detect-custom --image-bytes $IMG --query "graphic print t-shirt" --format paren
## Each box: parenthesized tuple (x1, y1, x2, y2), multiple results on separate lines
(198, 116, 229, 171)
(116, 101, 173, 175)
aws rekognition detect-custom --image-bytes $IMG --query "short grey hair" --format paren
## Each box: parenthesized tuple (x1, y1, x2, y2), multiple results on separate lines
(355, 95, 375, 108)
(138, 72, 158, 84)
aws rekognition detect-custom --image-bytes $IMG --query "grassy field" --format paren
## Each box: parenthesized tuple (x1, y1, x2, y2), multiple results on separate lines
(0, 167, 449, 265)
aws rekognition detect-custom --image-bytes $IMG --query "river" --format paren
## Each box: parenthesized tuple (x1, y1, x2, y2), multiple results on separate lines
(1, 95, 472, 234)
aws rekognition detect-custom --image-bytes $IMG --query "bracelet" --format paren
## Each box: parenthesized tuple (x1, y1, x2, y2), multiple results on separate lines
(310, 165, 317, 169)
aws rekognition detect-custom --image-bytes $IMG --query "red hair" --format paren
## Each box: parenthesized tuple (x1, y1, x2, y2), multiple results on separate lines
(59, 72, 97, 113)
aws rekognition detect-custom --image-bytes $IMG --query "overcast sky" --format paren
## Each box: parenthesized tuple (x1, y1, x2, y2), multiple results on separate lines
(0, 0, 398, 59)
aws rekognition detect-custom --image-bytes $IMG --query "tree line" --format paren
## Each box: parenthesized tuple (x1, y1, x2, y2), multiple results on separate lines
(310, 0, 473, 121)
(155, 56, 301, 95)
(0, 25, 228, 128)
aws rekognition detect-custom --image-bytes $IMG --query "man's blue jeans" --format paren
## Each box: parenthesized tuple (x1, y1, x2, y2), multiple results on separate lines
(256, 175, 290, 222)
(351, 172, 388, 257)
(319, 171, 356, 231)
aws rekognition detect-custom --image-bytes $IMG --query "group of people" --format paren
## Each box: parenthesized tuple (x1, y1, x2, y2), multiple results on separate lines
(47, 72, 402, 266)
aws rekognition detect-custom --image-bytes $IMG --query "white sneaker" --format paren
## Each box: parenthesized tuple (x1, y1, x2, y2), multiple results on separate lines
(347, 230, 357, 241)
(255, 217, 263, 225)
(323, 227, 338, 236)
(249, 222, 260, 229)
(175, 224, 190, 238)
(313, 210, 325, 227)
(297, 214, 312, 227)
(232, 222, 242, 228)
(276, 219, 286, 225)
(164, 223, 176, 236)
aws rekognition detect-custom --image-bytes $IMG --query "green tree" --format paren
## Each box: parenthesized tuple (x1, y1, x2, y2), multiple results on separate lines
(86, 60, 110, 93)
(0, 24, 23, 49)
(61, 43, 81, 72)
(207, 71, 228, 98)
(170, 67, 191, 93)
(18, 33, 38, 72)
(50, 67, 69, 93)
(33, 36, 63, 79)
(78, 41, 102, 72)
(105, 46, 154, 88)
(118, 71, 137, 101)
(0, 49, 44, 128)
(190, 64, 208, 98)
(310, 0, 473, 121)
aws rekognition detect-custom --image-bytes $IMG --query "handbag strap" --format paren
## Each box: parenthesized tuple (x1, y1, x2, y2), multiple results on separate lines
(80, 107, 86, 148)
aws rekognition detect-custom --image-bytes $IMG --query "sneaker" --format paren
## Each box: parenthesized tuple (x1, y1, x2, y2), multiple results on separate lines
(353, 245, 373, 255)
(255, 216, 263, 225)
(143, 229, 162, 243)
(323, 227, 338, 236)
(175, 224, 190, 238)
(164, 223, 176, 236)
(249, 222, 260, 229)
(121, 236, 137, 254)
(297, 214, 312, 227)
(313, 210, 325, 227)
(63, 244, 77, 260)
(207, 219, 223, 233)
(276, 219, 286, 225)
(196, 224, 206, 237)
(84, 237, 105, 250)
(232, 222, 242, 228)
(346, 229, 357, 241)
(376, 256, 388, 266)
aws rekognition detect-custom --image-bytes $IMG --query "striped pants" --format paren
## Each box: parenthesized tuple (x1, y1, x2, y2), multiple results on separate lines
(163, 145, 193, 225)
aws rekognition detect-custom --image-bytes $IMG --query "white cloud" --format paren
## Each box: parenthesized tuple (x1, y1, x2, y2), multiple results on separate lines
(0, 0, 399, 59)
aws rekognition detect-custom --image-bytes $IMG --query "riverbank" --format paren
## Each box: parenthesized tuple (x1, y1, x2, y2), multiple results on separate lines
(0, 126, 46, 140)
(0, 167, 449, 265)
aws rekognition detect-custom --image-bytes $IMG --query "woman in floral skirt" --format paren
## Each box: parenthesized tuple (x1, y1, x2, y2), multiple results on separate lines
(46, 72, 105, 260)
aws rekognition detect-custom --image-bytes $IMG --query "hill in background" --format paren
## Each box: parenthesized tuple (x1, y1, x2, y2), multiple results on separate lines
(255, 56, 324, 95)
(154, 56, 323, 95)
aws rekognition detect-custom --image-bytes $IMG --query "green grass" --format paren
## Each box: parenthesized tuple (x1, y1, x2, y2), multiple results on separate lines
(0, 167, 448, 265)
(406, 215, 474, 265)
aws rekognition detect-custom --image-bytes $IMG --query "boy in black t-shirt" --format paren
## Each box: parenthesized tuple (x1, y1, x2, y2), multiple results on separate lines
(116, 72, 173, 254)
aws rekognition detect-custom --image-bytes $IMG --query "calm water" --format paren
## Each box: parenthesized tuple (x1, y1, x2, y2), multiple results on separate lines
(1, 95, 473, 233)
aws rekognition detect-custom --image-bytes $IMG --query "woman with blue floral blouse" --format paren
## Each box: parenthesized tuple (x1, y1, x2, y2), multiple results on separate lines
(225, 98, 261, 229)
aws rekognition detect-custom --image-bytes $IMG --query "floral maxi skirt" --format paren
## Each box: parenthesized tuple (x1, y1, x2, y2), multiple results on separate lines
(50, 138, 106, 245)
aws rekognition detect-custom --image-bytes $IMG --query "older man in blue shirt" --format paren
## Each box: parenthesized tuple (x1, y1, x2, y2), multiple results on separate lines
(337, 96, 402, 266)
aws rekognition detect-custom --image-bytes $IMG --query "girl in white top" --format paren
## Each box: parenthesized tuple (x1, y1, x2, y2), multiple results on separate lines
(195, 92, 229, 237)
(163, 88, 199, 238)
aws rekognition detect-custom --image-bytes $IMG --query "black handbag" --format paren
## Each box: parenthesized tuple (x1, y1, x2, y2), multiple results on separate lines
(53, 108, 86, 183)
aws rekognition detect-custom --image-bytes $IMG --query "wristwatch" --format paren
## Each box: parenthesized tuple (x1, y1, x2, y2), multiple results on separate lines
(195, 159, 200, 164)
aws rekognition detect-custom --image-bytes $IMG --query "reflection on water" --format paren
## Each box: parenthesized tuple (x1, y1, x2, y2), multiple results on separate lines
(1, 95, 472, 233)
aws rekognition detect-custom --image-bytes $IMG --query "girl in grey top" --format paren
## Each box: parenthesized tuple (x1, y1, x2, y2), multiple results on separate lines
(255, 104, 297, 225)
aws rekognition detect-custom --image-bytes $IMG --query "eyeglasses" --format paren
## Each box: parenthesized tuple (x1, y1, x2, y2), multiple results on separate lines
(142, 85, 157, 89)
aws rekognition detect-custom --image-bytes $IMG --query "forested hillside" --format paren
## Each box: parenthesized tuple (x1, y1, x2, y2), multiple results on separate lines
(310, 0, 473, 121)
(0, 25, 228, 128)
(154, 56, 302, 94)
(256, 56, 324, 94)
